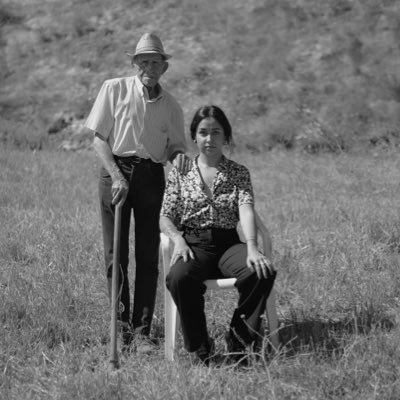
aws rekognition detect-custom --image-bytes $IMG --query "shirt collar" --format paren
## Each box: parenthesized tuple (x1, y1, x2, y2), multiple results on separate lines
(218, 155, 229, 171)
(134, 75, 163, 101)
(190, 155, 229, 189)
(192, 155, 228, 174)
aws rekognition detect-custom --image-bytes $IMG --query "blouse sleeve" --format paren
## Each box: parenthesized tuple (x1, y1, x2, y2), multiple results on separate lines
(160, 167, 183, 224)
(237, 167, 254, 206)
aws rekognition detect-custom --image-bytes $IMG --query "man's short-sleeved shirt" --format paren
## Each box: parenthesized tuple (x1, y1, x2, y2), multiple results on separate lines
(161, 156, 254, 229)
(85, 75, 186, 163)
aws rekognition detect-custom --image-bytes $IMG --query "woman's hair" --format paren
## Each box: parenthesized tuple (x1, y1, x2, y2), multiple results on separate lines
(189, 105, 232, 143)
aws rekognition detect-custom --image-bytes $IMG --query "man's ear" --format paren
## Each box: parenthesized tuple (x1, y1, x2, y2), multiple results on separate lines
(162, 61, 169, 74)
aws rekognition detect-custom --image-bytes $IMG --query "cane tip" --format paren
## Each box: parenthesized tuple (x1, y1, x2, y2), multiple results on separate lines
(108, 360, 120, 372)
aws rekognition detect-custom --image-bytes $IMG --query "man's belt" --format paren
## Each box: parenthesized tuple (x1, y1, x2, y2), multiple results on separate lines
(114, 155, 159, 165)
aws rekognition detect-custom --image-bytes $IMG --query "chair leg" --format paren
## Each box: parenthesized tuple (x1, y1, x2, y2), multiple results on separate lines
(265, 288, 280, 351)
(161, 233, 181, 361)
(164, 289, 178, 361)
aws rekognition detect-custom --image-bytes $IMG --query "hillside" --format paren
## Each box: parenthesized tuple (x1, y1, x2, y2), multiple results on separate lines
(1, 0, 400, 152)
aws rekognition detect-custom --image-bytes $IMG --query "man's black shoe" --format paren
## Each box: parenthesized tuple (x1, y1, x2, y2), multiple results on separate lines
(133, 335, 160, 354)
(195, 337, 215, 366)
(119, 321, 134, 353)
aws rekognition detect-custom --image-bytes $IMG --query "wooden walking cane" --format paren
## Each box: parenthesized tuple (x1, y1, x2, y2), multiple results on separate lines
(109, 201, 123, 370)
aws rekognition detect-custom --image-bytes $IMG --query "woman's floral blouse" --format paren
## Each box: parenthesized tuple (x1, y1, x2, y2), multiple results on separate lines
(161, 155, 254, 230)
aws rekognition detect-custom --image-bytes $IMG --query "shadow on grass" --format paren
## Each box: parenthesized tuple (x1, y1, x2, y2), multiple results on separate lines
(276, 312, 395, 357)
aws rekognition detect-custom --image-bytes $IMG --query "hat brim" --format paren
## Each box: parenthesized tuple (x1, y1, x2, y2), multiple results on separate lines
(126, 51, 171, 60)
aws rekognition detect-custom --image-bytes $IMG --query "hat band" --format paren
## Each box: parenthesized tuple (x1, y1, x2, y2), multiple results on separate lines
(136, 46, 164, 54)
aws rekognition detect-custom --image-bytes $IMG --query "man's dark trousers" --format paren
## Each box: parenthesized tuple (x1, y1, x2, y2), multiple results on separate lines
(98, 156, 165, 336)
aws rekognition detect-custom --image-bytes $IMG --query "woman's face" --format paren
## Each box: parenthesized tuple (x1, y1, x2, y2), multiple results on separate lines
(195, 117, 225, 156)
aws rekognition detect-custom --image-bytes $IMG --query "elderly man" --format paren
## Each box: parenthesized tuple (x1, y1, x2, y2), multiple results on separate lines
(85, 32, 189, 351)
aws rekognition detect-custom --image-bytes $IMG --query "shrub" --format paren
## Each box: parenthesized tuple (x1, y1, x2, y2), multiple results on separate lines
(0, 118, 47, 150)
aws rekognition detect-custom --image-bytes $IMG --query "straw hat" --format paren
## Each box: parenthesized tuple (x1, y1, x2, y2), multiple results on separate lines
(127, 32, 171, 60)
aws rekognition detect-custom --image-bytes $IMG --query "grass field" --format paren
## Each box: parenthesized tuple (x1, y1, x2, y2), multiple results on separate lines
(2, 0, 400, 398)
(1, 147, 400, 399)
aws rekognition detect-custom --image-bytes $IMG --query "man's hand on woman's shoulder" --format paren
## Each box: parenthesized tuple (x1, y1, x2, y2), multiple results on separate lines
(172, 153, 192, 175)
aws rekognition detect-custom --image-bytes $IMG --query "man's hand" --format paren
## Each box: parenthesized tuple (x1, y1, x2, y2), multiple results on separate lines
(172, 153, 192, 175)
(110, 163, 129, 205)
(111, 178, 129, 205)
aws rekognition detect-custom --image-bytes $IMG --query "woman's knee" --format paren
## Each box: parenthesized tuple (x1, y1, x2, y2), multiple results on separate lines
(166, 263, 189, 290)
(236, 269, 275, 293)
(166, 262, 205, 293)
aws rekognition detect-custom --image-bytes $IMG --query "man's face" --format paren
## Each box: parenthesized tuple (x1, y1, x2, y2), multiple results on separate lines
(134, 53, 168, 89)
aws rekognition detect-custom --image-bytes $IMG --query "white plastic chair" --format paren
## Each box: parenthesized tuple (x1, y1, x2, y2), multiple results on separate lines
(161, 212, 279, 361)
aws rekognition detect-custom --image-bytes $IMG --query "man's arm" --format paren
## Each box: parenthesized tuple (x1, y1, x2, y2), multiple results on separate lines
(92, 133, 128, 205)
(166, 103, 192, 173)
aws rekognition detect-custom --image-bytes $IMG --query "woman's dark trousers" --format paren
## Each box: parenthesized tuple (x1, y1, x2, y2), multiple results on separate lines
(98, 157, 165, 336)
(166, 229, 276, 352)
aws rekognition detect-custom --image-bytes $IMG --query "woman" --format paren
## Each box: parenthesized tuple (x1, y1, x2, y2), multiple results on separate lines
(160, 105, 276, 365)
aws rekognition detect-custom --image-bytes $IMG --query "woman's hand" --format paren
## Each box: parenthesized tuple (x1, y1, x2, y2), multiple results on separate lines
(171, 236, 194, 266)
(246, 246, 275, 279)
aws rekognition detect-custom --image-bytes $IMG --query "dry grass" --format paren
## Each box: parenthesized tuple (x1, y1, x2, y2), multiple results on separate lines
(1, 147, 400, 399)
